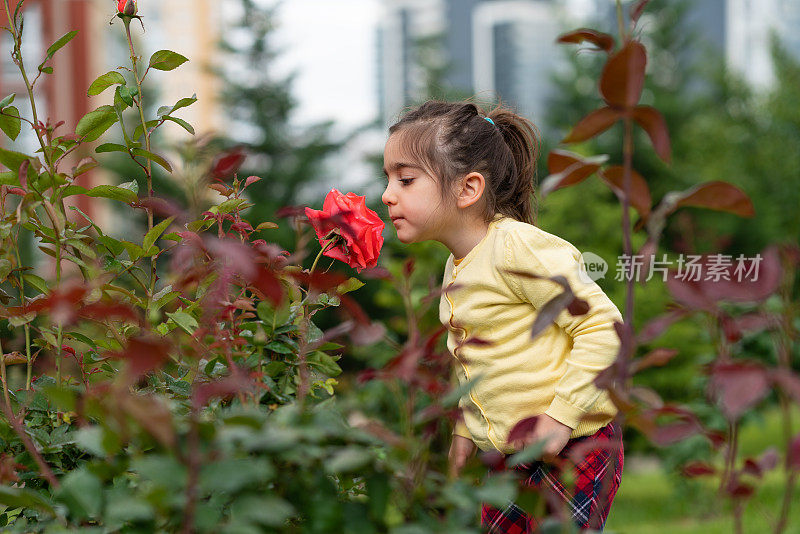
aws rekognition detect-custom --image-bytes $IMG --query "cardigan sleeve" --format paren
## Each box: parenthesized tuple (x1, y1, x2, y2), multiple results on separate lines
(501, 230, 623, 429)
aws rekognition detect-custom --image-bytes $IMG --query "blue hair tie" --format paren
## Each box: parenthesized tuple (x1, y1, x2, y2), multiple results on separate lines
(484, 117, 496, 127)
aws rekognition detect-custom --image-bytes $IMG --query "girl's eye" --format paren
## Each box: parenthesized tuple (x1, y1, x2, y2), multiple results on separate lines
(400, 178, 414, 186)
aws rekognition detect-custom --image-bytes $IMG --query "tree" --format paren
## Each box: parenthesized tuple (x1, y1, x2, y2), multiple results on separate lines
(217, 0, 343, 247)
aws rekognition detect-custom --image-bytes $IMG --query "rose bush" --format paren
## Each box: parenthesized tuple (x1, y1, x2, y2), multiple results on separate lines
(305, 188, 385, 272)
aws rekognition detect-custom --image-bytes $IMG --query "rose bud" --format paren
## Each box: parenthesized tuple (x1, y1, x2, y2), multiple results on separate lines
(117, 0, 137, 16)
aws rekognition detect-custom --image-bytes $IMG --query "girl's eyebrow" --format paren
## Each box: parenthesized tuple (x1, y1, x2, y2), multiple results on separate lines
(382, 162, 424, 176)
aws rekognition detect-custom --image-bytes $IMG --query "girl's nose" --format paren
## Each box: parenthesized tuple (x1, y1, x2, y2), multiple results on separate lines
(381, 183, 395, 206)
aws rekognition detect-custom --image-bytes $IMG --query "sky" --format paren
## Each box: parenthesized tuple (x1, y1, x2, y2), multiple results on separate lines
(270, 0, 382, 131)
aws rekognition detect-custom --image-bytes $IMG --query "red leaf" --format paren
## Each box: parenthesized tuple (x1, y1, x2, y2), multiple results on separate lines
(771, 371, 800, 404)
(665, 247, 781, 305)
(600, 41, 647, 109)
(681, 461, 716, 478)
(193, 371, 255, 407)
(600, 166, 652, 219)
(630, 0, 651, 24)
(709, 361, 770, 420)
(244, 175, 262, 188)
(636, 308, 690, 344)
(541, 156, 606, 197)
(112, 337, 171, 379)
(563, 107, 621, 143)
(507, 415, 539, 445)
(556, 28, 615, 53)
(651, 420, 702, 446)
(211, 148, 246, 179)
(632, 348, 679, 373)
(759, 447, 779, 472)
(632, 106, 671, 163)
(789, 432, 800, 470)
(251, 266, 284, 307)
(725, 477, 755, 499)
(567, 297, 590, 316)
(674, 181, 755, 217)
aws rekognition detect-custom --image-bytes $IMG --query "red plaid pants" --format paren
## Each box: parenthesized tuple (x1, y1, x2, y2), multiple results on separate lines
(480, 421, 624, 533)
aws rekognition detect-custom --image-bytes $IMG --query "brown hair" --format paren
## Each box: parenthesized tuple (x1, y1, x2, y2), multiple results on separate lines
(388, 99, 541, 225)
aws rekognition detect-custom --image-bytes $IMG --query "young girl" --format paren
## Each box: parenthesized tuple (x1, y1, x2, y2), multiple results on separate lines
(381, 100, 624, 532)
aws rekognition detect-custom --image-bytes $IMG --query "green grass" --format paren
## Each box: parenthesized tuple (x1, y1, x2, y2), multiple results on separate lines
(605, 405, 800, 534)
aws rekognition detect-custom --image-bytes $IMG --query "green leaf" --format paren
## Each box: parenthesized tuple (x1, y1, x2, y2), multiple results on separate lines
(117, 84, 138, 107)
(326, 447, 372, 474)
(0, 148, 29, 176)
(506, 438, 548, 467)
(113, 85, 130, 112)
(22, 273, 48, 293)
(0, 93, 15, 109)
(166, 310, 197, 334)
(60, 184, 88, 198)
(39, 66, 53, 74)
(0, 487, 56, 516)
(199, 459, 273, 494)
(106, 496, 154, 524)
(119, 179, 139, 194)
(148, 49, 189, 71)
(143, 216, 175, 251)
(95, 142, 128, 154)
(76, 105, 118, 142)
(98, 235, 125, 256)
(85, 184, 137, 204)
(307, 351, 342, 377)
(265, 341, 293, 354)
(131, 148, 172, 172)
(0, 258, 11, 282)
(157, 94, 197, 117)
(217, 198, 248, 214)
(131, 455, 187, 491)
(45, 30, 78, 61)
(87, 71, 126, 96)
(163, 115, 195, 135)
(0, 106, 20, 140)
(231, 496, 295, 527)
(56, 467, 103, 519)
(120, 241, 144, 261)
(132, 119, 159, 140)
(66, 238, 97, 259)
(337, 277, 365, 295)
(256, 221, 278, 231)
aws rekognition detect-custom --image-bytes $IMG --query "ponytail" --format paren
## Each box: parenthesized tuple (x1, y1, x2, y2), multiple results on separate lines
(388, 98, 541, 225)
(486, 106, 540, 225)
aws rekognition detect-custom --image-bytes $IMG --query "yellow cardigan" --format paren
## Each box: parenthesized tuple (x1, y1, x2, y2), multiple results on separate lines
(441, 216, 623, 453)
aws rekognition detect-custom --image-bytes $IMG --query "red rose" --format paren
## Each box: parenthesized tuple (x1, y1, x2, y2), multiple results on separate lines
(305, 189, 385, 272)
(117, 0, 137, 15)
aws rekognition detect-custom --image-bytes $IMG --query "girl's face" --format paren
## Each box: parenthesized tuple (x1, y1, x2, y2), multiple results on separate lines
(381, 133, 455, 244)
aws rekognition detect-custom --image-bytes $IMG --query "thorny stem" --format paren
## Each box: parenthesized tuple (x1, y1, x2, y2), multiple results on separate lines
(720, 420, 739, 494)
(122, 18, 156, 308)
(773, 263, 798, 534)
(4, 0, 66, 386)
(11, 230, 33, 389)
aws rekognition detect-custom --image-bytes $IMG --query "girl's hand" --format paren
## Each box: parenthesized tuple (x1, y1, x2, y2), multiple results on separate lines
(513, 414, 573, 461)
(448, 434, 477, 479)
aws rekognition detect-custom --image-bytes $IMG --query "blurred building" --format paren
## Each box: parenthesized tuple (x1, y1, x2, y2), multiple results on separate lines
(727, 0, 800, 88)
(472, 0, 561, 124)
(376, 0, 570, 126)
(376, 0, 800, 129)
(0, 0, 224, 222)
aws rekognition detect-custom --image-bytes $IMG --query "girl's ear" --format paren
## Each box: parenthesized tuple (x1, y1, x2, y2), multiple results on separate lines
(456, 172, 485, 209)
